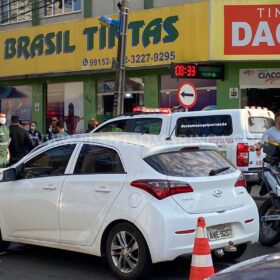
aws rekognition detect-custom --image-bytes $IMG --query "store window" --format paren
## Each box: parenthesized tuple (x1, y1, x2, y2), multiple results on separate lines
(44, 0, 81, 17)
(160, 75, 217, 111)
(0, 85, 32, 128)
(97, 78, 144, 122)
(0, 0, 32, 24)
(46, 82, 84, 135)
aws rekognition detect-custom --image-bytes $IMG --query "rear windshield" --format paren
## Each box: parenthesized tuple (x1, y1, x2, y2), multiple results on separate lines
(144, 150, 236, 177)
(176, 115, 233, 137)
(248, 117, 274, 133)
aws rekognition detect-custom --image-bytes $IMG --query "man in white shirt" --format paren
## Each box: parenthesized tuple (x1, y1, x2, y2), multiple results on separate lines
(251, 112, 280, 151)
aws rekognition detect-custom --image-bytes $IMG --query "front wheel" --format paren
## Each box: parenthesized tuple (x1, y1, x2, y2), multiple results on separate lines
(105, 222, 151, 280)
(259, 198, 280, 246)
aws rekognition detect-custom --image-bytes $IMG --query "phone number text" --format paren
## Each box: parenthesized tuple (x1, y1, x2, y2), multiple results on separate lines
(82, 51, 175, 67)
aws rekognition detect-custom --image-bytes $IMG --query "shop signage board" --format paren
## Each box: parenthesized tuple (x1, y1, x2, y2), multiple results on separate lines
(240, 68, 280, 88)
(0, 2, 209, 78)
(177, 82, 197, 109)
(211, 0, 280, 60)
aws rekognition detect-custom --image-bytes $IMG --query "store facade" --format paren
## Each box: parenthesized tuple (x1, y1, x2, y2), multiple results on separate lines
(0, 0, 279, 134)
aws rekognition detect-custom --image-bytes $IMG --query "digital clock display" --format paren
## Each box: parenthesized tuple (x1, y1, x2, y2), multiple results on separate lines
(174, 64, 197, 78)
(171, 63, 224, 80)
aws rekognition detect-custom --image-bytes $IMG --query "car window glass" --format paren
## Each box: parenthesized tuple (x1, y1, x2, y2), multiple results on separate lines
(176, 115, 233, 137)
(74, 144, 125, 174)
(248, 117, 274, 133)
(145, 150, 236, 177)
(20, 144, 75, 179)
(131, 118, 162, 135)
(95, 120, 127, 132)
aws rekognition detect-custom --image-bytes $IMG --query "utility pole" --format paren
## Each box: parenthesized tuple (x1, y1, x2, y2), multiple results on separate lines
(112, 0, 129, 117)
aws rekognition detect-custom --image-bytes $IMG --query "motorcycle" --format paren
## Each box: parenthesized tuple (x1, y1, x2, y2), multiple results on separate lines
(258, 141, 280, 246)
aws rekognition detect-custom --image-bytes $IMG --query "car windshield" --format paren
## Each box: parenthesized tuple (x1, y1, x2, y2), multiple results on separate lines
(144, 149, 236, 177)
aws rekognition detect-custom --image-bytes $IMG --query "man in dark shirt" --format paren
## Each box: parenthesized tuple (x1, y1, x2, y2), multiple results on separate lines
(9, 115, 33, 165)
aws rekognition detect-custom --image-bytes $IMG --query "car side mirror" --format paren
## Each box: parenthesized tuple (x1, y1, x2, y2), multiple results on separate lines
(2, 168, 16, 181)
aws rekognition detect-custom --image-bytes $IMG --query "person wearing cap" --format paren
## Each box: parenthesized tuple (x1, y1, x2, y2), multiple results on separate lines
(0, 112, 10, 168)
(85, 118, 99, 133)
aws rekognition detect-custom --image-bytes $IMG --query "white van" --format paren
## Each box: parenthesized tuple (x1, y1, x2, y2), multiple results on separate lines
(92, 107, 275, 188)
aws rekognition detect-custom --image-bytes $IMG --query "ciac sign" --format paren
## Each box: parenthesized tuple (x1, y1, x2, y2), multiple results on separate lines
(224, 5, 280, 55)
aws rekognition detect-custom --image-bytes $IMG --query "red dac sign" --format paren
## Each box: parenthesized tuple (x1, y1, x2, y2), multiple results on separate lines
(224, 5, 280, 55)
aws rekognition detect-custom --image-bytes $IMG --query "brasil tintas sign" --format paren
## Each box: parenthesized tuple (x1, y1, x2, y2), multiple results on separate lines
(0, 2, 209, 77)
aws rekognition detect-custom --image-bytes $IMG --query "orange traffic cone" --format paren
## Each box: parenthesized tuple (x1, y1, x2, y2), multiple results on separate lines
(189, 217, 215, 280)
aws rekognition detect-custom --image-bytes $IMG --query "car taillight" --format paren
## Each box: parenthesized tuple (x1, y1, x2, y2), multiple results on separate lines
(234, 174, 247, 188)
(130, 180, 193, 200)
(237, 143, 249, 167)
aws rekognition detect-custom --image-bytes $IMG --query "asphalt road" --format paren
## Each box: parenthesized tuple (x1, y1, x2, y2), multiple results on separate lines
(0, 190, 274, 280)
(0, 241, 279, 280)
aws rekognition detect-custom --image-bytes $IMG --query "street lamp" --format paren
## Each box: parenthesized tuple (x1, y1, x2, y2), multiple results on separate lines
(99, 1, 129, 117)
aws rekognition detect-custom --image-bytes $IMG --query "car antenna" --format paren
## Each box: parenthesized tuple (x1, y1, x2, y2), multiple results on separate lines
(165, 122, 177, 140)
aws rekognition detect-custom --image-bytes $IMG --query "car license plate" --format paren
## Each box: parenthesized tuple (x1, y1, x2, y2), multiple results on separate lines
(207, 224, 233, 241)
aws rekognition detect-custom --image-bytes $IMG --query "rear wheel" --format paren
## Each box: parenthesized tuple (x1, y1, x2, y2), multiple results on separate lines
(105, 222, 151, 280)
(259, 198, 280, 246)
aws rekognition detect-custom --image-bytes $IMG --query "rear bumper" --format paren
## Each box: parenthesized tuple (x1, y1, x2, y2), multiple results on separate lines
(135, 196, 259, 263)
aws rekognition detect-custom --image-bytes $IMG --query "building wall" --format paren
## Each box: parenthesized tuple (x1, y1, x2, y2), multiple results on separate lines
(217, 61, 280, 110)
(1, 0, 280, 133)
(154, 0, 202, 7)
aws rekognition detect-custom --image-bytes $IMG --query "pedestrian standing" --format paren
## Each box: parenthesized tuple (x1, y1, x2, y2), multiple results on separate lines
(28, 121, 42, 148)
(85, 118, 99, 133)
(53, 119, 68, 138)
(9, 115, 33, 165)
(45, 116, 58, 141)
(0, 112, 10, 168)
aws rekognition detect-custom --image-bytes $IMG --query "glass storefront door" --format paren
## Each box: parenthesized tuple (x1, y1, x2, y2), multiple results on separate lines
(46, 82, 84, 135)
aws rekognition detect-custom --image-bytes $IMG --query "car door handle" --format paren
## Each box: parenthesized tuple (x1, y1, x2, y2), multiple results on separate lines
(43, 185, 57, 191)
(95, 188, 111, 193)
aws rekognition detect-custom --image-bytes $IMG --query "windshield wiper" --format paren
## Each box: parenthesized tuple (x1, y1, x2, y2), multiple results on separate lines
(209, 167, 230, 176)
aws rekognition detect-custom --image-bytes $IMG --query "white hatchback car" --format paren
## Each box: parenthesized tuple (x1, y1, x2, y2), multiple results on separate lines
(0, 133, 258, 279)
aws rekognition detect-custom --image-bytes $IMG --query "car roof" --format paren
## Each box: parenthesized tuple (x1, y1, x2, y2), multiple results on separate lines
(38, 132, 218, 151)
(94, 109, 274, 127)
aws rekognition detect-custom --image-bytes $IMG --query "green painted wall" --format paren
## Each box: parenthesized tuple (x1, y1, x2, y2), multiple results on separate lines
(32, 0, 40, 26)
(83, 77, 97, 128)
(84, 0, 92, 18)
(4, 60, 280, 136)
(143, 75, 160, 107)
(144, 0, 153, 9)
(217, 61, 280, 109)
(32, 81, 45, 134)
(216, 63, 239, 109)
